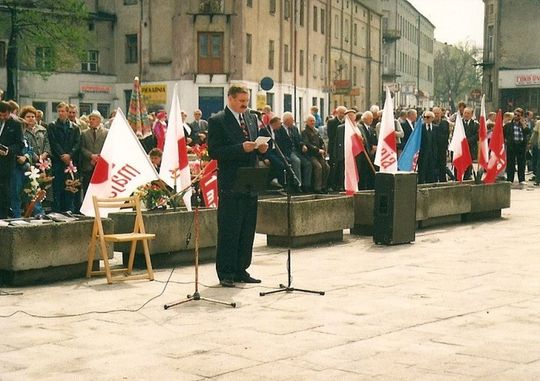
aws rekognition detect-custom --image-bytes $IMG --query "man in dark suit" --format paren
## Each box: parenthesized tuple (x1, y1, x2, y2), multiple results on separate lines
(432, 107, 450, 182)
(0, 101, 24, 218)
(189, 109, 208, 145)
(274, 112, 312, 192)
(417, 111, 439, 184)
(356, 111, 378, 190)
(327, 106, 347, 190)
(462, 107, 479, 180)
(259, 115, 287, 187)
(333, 109, 358, 191)
(48, 102, 81, 212)
(504, 108, 531, 184)
(80, 110, 108, 195)
(208, 84, 269, 287)
(400, 109, 417, 150)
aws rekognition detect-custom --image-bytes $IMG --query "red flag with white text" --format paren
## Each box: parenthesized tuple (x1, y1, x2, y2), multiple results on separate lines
(199, 160, 219, 208)
(374, 87, 398, 172)
(80, 108, 159, 217)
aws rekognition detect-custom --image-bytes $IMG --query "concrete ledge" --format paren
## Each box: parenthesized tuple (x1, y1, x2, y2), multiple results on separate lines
(257, 194, 354, 247)
(109, 208, 217, 268)
(351, 181, 511, 235)
(267, 230, 344, 248)
(0, 218, 113, 286)
(122, 247, 215, 269)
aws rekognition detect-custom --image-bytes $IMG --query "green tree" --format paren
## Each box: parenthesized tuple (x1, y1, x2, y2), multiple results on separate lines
(434, 42, 482, 111)
(0, 0, 90, 101)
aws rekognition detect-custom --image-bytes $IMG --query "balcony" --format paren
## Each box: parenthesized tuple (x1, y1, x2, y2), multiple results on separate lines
(382, 67, 399, 79)
(383, 28, 401, 42)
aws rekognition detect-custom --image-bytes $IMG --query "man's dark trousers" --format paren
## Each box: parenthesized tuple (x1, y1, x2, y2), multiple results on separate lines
(216, 192, 258, 281)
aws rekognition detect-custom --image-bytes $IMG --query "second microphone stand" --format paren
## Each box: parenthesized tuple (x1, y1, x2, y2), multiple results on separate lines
(258, 121, 325, 297)
(164, 181, 236, 309)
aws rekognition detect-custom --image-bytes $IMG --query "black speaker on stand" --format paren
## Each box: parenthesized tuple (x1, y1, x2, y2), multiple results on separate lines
(373, 172, 417, 245)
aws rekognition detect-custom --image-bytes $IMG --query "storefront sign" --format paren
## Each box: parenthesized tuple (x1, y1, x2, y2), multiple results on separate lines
(499, 69, 540, 88)
(141, 84, 167, 106)
(80, 84, 112, 93)
(515, 73, 540, 86)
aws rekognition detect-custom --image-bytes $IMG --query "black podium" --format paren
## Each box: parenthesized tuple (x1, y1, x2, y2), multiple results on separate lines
(234, 167, 270, 193)
(373, 172, 417, 245)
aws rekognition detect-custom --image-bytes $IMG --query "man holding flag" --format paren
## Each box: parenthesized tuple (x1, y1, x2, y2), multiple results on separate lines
(208, 84, 268, 288)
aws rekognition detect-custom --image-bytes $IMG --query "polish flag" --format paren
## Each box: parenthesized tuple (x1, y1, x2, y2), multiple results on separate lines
(478, 94, 489, 171)
(344, 116, 365, 195)
(484, 110, 506, 184)
(80, 108, 159, 217)
(374, 87, 398, 172)
(449, 113, 472, 182)
(159, 84, 192, 211)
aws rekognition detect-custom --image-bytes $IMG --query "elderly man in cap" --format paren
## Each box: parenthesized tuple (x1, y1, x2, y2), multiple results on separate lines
(80, 110, 108, 195)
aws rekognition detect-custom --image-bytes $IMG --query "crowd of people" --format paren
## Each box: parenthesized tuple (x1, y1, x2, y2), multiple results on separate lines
(1, 93, 540, 220)
(255, 100, 540, 193)
(0, 97, 210, 219)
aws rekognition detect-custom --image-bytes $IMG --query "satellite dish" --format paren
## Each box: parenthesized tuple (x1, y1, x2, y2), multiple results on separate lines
(260, 77, 274, 91)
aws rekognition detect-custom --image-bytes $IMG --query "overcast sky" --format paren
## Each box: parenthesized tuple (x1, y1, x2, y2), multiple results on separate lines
(407, 0, 484, 48)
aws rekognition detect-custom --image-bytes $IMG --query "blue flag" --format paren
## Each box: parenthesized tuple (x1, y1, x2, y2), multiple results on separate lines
(398, 117, 423, 171)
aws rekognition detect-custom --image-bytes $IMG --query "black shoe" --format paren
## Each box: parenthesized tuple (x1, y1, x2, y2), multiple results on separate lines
(220, 279, 235, 288)
(234, 274, 261, 283)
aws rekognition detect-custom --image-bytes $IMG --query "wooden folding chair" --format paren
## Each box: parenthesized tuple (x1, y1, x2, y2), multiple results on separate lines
(86, 195, 155, 284)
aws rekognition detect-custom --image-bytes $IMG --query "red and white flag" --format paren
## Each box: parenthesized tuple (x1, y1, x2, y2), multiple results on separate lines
(449, 113, 472, 182)
(478, 94, 489, 171)
(159, 84, 192, 211)
(80, 108, 159, 217)
(374, 87, 398, 172)
(484, 110, 506, 184)
(344, 116, 365, 195)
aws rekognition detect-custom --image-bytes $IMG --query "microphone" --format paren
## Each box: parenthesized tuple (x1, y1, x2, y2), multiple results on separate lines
(249, 108, 262, 117)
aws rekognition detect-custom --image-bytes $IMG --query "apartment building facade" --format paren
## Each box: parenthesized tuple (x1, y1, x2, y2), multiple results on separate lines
(0, 0, 385, 123)
(482, 0, 540, 113)
(379, 0, 434, 109)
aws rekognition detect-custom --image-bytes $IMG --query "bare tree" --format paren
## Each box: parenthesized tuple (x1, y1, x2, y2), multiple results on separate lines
(434, 42, 482, 111)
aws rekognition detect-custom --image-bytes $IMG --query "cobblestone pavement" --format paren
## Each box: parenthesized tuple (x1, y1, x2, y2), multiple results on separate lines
(1, 185, 539, 380)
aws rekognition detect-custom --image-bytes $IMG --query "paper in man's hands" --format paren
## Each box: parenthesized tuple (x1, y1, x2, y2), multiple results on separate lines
(254, 136, 271, 149)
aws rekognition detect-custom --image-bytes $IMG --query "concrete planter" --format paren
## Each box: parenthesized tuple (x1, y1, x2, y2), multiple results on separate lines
(351, 190, 375, 235)
(351, 181, 511, 235)
(466, 182, 512, 220)
(416, 181, 473, 227)
(256, 194, 354, 247)
(109, 208, 217, 268)
(0, 218, 113, 286)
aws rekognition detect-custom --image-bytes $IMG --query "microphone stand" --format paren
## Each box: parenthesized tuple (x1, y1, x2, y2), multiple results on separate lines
(256, 118, 324, 298)
(164, 169, 236, 310)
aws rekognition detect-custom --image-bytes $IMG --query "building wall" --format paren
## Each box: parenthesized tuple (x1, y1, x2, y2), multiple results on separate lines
(380, 0, 434, 109)
(483, 0, 540, 112)
(0, 0, 388, 123)
(329, 0, 382, 111)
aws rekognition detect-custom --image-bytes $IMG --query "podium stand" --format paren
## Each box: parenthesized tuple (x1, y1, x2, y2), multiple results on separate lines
(234, 167, 270, 193)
